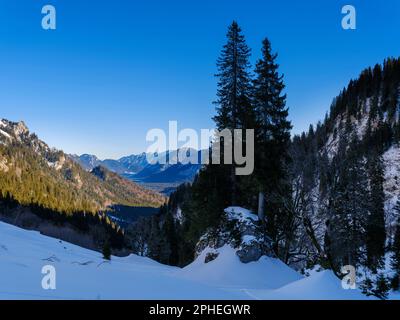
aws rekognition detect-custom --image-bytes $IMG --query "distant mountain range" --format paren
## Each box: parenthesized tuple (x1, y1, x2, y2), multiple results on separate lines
(70, 150, 202, 194)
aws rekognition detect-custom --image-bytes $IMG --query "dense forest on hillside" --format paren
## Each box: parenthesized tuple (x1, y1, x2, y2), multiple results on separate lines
(0, 193, 125, 251)
(0, 137, 165, 214)
(0, 120, 165, 252)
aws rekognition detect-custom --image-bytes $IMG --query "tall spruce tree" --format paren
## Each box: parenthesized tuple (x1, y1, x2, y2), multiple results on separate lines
(366, 152, 386, 271)
(391, 199, 400, 289)
(213, 21, 253, 205)
(327, 134, 369, 270)
(252, 38, 292, 256)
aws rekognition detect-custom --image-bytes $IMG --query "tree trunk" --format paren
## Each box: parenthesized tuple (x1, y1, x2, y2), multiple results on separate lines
(231, 164, 236, 205)
(258, 191, 265, 221)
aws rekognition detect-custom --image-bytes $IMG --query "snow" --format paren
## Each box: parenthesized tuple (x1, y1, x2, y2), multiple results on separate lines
(383, 145, 400, 231)
(0, 221, 377, 300)
(47, 159, 64, 171)
(174, 206, 183, 222)
(242, 235, 257, 245)
(225, 207, 258, 223)
(180, 245, 302, 290)
(0, 222, 242, 300)
(0, 129, 11, 140)
(323, 114, 343, 159)
(356, 99, 371, 139)
(323, 102, 372, 159)
(245, 270, 372, 300)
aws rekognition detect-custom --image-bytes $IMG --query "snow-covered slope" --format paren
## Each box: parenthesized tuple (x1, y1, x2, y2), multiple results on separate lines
(0, 221, 371, 300)
(180, 245, 302, 290)
(245, 270, 371, 300)
(0, 222, 242, 300)
(383, 145, 400, 232)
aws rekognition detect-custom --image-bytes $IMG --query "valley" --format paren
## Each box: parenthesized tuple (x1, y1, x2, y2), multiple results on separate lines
(70, 151, 201, 195)
(0, 14, 400, 301)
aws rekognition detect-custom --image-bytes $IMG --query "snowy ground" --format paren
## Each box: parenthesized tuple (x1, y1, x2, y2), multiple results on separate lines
(0, 222, 370, 300)
(383, 145, 400, 231)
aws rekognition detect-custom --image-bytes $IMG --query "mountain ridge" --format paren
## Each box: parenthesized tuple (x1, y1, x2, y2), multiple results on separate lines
(0, 118, 166, 213)
(70, 150, 202, 194)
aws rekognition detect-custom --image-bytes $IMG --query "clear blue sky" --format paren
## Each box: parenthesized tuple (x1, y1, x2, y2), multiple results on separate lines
(0, 0, 399, 159)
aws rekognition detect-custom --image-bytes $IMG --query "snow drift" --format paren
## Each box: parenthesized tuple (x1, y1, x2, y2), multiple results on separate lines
(180, 245, 302, 290)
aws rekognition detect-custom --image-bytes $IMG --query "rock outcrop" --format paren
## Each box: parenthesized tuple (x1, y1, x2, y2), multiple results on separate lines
(195, 207, 275, 264)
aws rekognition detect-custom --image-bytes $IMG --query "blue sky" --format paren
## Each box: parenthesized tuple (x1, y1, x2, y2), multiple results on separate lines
(0, 0, 399, 159)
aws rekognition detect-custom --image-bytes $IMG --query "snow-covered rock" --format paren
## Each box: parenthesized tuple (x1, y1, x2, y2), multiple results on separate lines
(225, 207, 258, 223)
(195, 207, 274, 264)
(181, 245, 302, 290)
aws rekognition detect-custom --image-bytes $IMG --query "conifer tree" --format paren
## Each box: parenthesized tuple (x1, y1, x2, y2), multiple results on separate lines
(252, 38, 292, 256)
(366, 152, 386, 271)
(213, 21, 253, 205)
(361, 278, 374, 296)
(391, 200, 400, 289)
(327, 134, 369, 269)
(102, 240, 111, 260)
(253, 38, 291, 219)
(374, 274, 390, 300)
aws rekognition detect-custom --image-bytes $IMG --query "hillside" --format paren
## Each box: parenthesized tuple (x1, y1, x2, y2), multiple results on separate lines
(288, 58, 400, 264)
(0, 119, 165, 214)
(126, 57, 400, 299)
